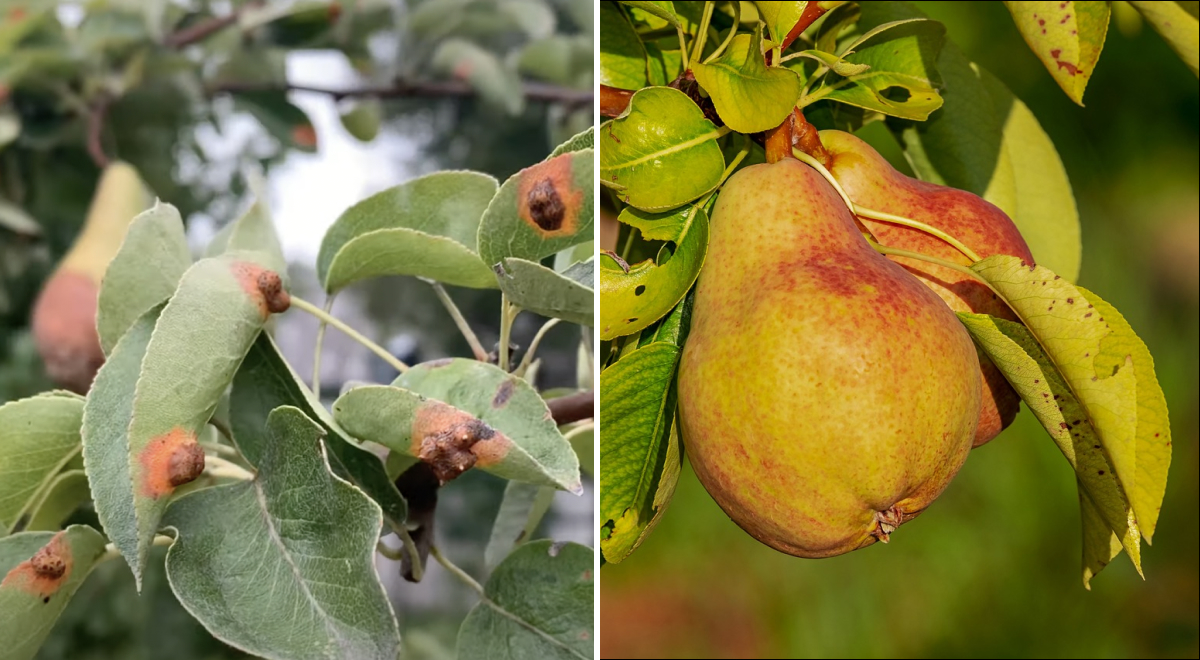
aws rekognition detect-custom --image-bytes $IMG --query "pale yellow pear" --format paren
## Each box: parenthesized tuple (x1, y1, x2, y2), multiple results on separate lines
(678, 158, 981, 558)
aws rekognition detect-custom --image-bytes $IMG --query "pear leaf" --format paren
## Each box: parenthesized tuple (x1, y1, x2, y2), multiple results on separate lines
(619, 1, 680, 27)
(0, 393, 84, 534)
(24, 470, 90, 532)
(600, 204, 708, 340)
(0, 526, 108, 660)
(97, 201, 190, 355)
(692, 28, 804, 133)
(1128, 1, 1199, 76)
(600, 87, 726, 212)
(601, 2, 649, 89)
(495, 257, 594, 327)
(753, 1, 808, 46)
(484, 481, 555, 572)
(1003, 1, 1109, 105)
(1080, 481, 1124, 589)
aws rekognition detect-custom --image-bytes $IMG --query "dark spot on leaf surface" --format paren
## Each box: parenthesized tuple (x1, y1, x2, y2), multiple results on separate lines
(527, 178, 565, 231)
(493, 380, 515, 408)
(634, 285, 645, 296)
(168, 442, 206, 487)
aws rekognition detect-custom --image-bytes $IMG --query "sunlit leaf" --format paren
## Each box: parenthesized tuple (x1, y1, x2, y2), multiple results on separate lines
(601, 2, 648, 90)
(619, 1, 680, 28)
(692, 28, 803, 133)
(754, 1, 808, 45)
(1003, 1, 1110, 104)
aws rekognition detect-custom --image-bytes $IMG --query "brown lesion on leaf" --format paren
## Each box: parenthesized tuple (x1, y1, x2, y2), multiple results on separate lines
(516, 154, 583, 238)
(410, 401, 511, 483)
(138, 427, 203, 498)
(231, 261, 290, 318)
(492, 380, 515, 408)
(1, 531, 73, 599)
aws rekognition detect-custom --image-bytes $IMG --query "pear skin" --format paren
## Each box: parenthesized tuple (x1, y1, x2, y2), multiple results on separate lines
(822, 130, 1036, 447)
(678, 159, 981, 558)
(31, 161, 151, 393)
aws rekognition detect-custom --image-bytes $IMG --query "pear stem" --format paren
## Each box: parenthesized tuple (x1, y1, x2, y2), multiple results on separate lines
(703, 0, 740, 64)
(869, 242, 1004, 300)
(792, 148, 981, 264)
(291, 296, 410, 374)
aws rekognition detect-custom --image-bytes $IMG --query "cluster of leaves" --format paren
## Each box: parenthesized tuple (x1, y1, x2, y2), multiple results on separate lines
(0, 127, 596, 659)
(597, 0, 1188, 586)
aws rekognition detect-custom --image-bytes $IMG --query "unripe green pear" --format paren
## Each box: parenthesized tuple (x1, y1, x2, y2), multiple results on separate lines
(821, 130, 1036, 447)
(31, 161, 151, 393)
(678, 158, 981, 558)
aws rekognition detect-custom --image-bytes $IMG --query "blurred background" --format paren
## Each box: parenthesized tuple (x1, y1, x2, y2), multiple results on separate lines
(600, 2, 1198, 658)
(0, 1, 593, 658)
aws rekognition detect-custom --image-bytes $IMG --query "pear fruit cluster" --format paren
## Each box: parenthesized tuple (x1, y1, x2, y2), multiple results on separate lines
(31, 161, 151, 393)
(679, 131, 1032, 558)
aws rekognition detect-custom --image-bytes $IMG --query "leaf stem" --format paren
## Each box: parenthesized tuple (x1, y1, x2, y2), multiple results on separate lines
(290, 296, 409, 374)
(311, 295, 335, 396)
(431, 545, 485, 596)
(869, 242, 1002, 300)
(691, 2, 715, 63)
(205, 455, 255, 481)
(791, 148, 981, 263)
(100, 534, 174, 564)
(397, 526, 425, 582)
(515, 318, 560, 378)
(703, 0, 741, 63)
(498, 295, 519, 372)
(200, 440, 239, 458)
(677, 25, 691, 72)
(428, 281, 488, 362)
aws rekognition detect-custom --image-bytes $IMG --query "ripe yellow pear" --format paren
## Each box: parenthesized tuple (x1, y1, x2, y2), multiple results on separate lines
(821, 130, 1036, 447)
(31, 161, 151, 392)
(678, 158, 981, 558)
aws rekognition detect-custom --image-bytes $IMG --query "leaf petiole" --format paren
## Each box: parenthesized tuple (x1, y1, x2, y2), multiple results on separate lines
(703, 0, 741, 64)
(515, 318, 560, 378)
(205, 455, 255, 481)
(691, 2, 715, 63)
(311, 296, 335, 396)
(431, 544, 485, 596)
(290, 296, 410, 374)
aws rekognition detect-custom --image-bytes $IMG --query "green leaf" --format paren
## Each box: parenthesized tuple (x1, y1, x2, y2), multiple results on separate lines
(970, 257, 1147, 528)
(164, 407, 402, 660)
(317, 171, 498, 292)
(753, 1, 807, 45)
(81, 306, 160, 585)
(1003, 1, 1109, 104)
(564, 423, 594, 476)
(619, 1, 680, 28)
(601, 2, 649, 90)
(805, 18, 945, 120)
(791, 49, 871, 76)
(0, 393, 84, 534)
(432, 38, 525, 115)
(599, 86, 726, 211)
(0, 526, 107, 660)
(600, 204, 707, 340)
(96, 201, 190, 356)
(862, 2, 1082, 281)
(231, 333, 408, 531)
(458, 540, 593, 660)
(1083, 288, 1171, 542)
(550, 126, 594, 158)
(477, 150, 594, 268)
(332, 360, 582, 492)
(495, 257, 594, 327)
(0, 198, 37, 235)
(958, 313, 1140, 571)
(24, 470, 89, 532)
(599, 342, 682, 563)
(207, 187, 289, 285)
(692, 28, 804, 133)
(484, 481, 555, 572)
(1129, 1, 1199, 76)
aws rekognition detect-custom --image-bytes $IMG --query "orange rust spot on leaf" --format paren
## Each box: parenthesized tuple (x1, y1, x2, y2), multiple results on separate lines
(292, 124, 318, 148)
(517, 154, 583, 238)
(1, 532, 72, 598)
(230, 261, 290, 318)
(411, 401, 508, 483)
(138, 427, 202, 498)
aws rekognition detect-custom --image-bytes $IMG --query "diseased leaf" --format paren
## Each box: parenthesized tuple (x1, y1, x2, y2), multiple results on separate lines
(601, 2, 648, 90)
(478, 150, 593, 268)
(958, 313, 1140, 571)
(600, 87, 726, 211)
(317, 171, 499, 292)
(599, 342, 682, 563)
(231, 333, 408, 531)
(495, 257, 594, 327)
(24, 470, 89, 532)
(805, 18, 945, 120)
(1080, 482, 1124, 589)
(549, 126, 594, 158)
(332, 360, 582, 492)
(96, 201, 190, 355)
(692, 28, 804, 133)
(1129, 1, 1199, 76)
(164, 407, 401, 660)
(600, 204, 707, 340)
(0, 526, 107, 660)
(1003, 1, 1110, 104)
(0, 393, 84, 534)
(458, 540, 593, 660)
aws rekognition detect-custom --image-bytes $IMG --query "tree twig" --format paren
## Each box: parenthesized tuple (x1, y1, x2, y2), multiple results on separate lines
(162, 2, 263, 49)
(547, 390, 593, 425)
(213, 79, 593, 108)
(85, 96, 111, 169)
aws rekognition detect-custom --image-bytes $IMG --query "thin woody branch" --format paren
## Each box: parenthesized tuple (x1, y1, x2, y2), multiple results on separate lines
(548, 390, 594, 425)
(213, 79, 593, 108)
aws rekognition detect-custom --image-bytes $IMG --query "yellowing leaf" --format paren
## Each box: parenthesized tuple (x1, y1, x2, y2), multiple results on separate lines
(1003, 1, 1110, 105)
(1129, 1, 1199, 76)
(1080, 482, 1125, 589)
(692, 28, 803, 133)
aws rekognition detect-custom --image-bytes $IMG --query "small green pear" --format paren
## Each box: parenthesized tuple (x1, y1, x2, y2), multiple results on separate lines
(678, 158, 981, 558)
(821, 130, 1036, 447)
(31, 161, 151, 392)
